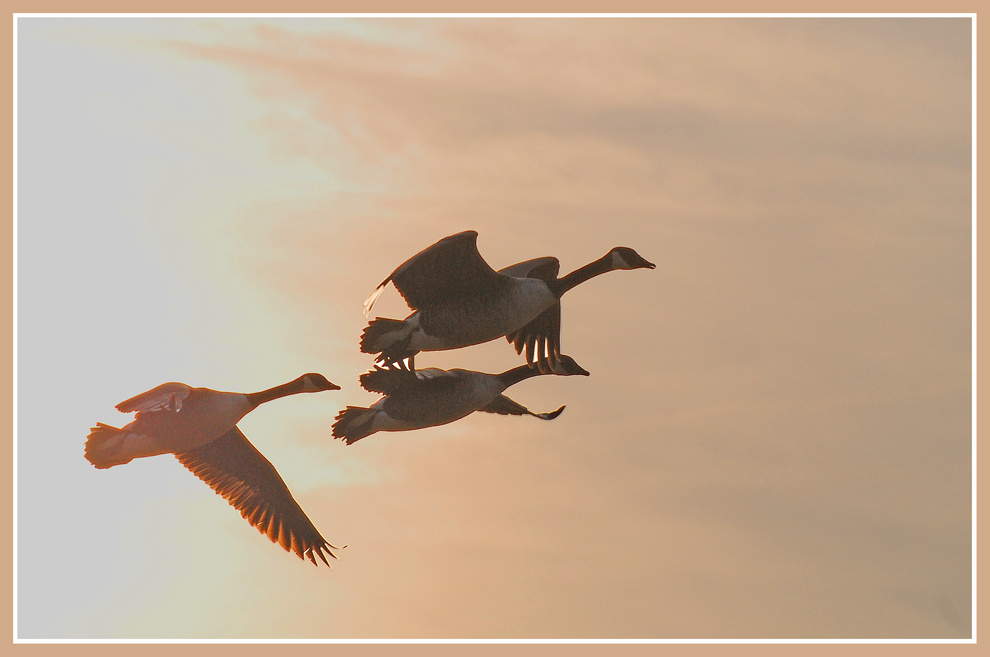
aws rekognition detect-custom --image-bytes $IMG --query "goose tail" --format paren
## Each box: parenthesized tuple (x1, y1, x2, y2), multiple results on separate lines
(84, 423, 136, 469)
(332, 407, 379, 445)
(360, 317, 410, 356)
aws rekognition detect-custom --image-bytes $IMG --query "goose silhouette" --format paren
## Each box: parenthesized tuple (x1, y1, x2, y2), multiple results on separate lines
(85, 373, 343, 567)
(360, 230, 654, 371)
(332, 355, 590, 444)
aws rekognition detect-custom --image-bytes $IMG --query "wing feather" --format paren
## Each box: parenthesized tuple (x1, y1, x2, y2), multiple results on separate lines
(505, 302, 563, 373)
(115, 382, 192, 414)
(360, 365, 462, 394)
(499, 257, 564, 372)
(498, 256, 560, 282)
(480, 394, 566, 420)
(174, 427, 341, 568)
(365, 231, 503, 313)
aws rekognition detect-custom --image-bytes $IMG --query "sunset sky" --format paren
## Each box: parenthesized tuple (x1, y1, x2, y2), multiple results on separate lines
(15, 16, 972, 640)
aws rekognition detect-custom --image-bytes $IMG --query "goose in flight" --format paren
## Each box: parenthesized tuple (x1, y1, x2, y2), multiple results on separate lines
(85, 373, 343, 568)
(331, 354, 590, 445)
(360, 230, 654, 371)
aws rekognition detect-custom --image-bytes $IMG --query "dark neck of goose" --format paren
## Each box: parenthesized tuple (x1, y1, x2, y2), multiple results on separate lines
(497, 365, 544, 389)
(549, 253, 614, 298)
(246, 377, 307, 408)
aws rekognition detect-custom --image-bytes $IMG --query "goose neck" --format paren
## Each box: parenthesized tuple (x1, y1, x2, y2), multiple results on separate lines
(551, 253, 613, 297)
(497, 365, 543, 389)
(246, 377, 306, 408)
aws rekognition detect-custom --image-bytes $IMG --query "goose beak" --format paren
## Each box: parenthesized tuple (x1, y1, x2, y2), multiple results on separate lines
(631, 254, 656, 270)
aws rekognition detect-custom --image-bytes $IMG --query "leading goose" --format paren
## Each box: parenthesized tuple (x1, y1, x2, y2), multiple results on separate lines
(85, 373, 343, 568)
(331, 354, 590, 444)
(360, 230, 654, 371)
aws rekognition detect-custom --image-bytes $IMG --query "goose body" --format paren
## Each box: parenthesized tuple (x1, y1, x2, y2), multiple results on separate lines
(331, 354, 589, 444)
(360, 230, 654, 370)
(85, 373, 343, 567)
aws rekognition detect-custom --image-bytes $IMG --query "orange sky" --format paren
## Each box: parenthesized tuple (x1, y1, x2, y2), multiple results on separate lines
(15, 16, 971, 639)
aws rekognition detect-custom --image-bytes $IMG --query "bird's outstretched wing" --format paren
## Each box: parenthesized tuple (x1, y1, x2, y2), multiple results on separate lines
(364, 231, 503, 314)
(174, 427, 341, 568)
(500, 257, 564, 372)
(115, 382, 192, 414)
(480, 394, 566, 420)
(359, 366, 455, 394)
(505, 302, 562, 373)
(498, 256, 559, 282)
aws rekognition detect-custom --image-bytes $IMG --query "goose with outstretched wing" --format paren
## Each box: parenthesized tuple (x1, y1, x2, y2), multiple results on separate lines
(85, 374, 343, 568)
(331, 355, 589, 445)
(360, 230, 654, 371)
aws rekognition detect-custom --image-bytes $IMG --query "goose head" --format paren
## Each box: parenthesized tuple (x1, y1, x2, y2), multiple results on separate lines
(300, 373, 342, 392)
(551, 355, 591, 377)
(608, 247, 656, 271)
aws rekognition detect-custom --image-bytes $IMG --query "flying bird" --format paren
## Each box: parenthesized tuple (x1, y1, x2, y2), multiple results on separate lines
(85, 373, 343, 568)
(331, 354, 590, 444)
(360, 230, 655, 371)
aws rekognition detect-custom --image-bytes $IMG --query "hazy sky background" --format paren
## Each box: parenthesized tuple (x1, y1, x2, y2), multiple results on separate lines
(16, 16, 971, 639)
